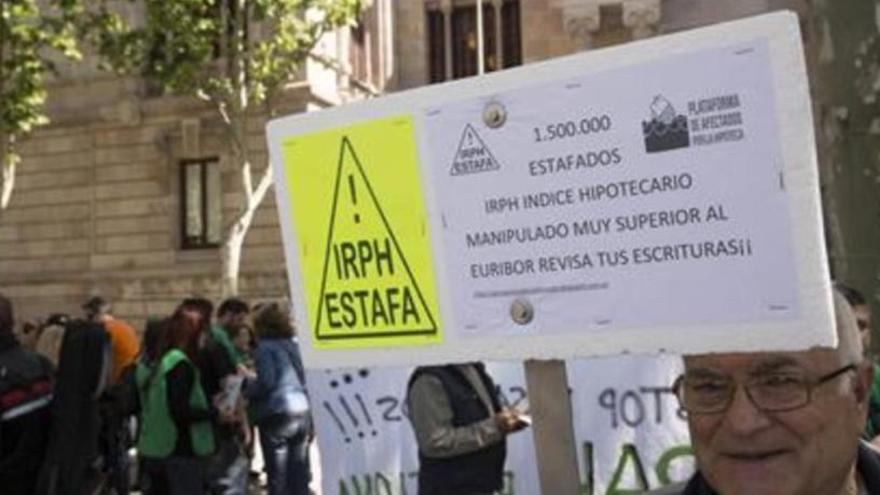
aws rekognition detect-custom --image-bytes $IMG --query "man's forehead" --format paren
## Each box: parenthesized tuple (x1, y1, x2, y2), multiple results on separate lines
(684, 349, 837, 374)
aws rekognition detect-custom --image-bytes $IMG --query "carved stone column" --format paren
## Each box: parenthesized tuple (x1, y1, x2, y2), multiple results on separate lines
(492, 0, 504, 69)
(622, 0, 662, 39)
(441, 0, 453, 80)
(554, 0, 602, 47)
(554, 0, 663, 46)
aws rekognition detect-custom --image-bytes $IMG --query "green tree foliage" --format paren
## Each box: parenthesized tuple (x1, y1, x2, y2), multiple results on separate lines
(1, 0, 82, 215)
(855, 31, 880, 129)
(87, 0, 364, 295)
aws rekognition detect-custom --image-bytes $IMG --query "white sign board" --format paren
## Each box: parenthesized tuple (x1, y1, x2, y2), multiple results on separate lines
(268, 12, 833, 368)
(309, 356, 691, 494)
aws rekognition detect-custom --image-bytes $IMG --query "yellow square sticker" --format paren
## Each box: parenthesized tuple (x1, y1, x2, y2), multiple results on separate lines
(281, 116, 441, 349)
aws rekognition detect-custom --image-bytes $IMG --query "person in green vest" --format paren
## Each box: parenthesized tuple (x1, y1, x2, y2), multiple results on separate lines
(137, 306, 235, 495)
(216, 298, 251, 366)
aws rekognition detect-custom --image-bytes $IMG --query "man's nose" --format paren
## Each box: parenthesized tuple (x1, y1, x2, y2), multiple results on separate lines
(723, 386, 772, 434)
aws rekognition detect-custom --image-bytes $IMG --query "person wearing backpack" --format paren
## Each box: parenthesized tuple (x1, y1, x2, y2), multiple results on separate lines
(137, 306, 235, 495)
(246, 303, 312, 495)
(35, 317, 110, 495)
(0, 294, 54, 495)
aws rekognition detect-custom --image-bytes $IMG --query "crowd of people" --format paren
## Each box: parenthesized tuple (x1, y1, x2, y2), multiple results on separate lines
(3, 282, 880, 495)
(0, 293, 312, 495)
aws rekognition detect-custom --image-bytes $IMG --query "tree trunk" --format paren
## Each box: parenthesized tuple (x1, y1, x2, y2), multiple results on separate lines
(0, 134, 17, 219)
(220, 160, 274, 297)
(222, 222, 246, 297)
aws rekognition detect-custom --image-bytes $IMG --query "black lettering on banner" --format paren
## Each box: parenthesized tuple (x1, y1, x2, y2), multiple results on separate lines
(337, 473, 394, 495)
(507, 386, 527, 408)
(580, 441, 695, 494)
(599, 388, 619, 428)
(582, 441, 596, 495)
(339, 469, 516, 495)
(376, 396, 405, 422)
(641, 386, 671, 424)
(597, 386, 682, 429)
(607, 443, 649, 492)
(620, 390, 646, 427)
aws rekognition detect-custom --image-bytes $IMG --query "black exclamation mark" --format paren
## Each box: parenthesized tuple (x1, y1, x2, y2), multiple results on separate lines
(349, 174, 360, 224)
(323, 400, 351, 443)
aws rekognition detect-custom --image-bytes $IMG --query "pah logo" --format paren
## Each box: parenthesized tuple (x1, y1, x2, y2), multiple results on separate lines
(642, 95, 690, 153)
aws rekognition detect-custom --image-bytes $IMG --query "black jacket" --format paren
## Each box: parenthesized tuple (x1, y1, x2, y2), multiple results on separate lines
(655, 441, 880, 495)
(35, 320, 109, 495)
(408, 364, 507, 495)
(0, 341, 54, 495)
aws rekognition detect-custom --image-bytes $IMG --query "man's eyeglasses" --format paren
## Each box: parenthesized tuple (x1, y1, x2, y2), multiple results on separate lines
(672, 363, 858, 414)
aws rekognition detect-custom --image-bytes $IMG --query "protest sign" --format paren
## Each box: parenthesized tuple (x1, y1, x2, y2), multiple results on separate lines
(308, 356, 690, 494)
(268, 12, 832, 368)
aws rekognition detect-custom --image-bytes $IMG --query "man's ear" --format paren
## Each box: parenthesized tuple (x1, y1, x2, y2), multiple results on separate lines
(854, 362, 874, 405)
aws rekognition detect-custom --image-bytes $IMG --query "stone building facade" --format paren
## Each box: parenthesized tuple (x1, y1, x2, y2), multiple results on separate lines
(2, 0, 853, 330)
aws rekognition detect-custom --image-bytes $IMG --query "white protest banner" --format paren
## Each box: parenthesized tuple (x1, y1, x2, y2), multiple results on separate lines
(268, 12, 832, 368)
(308, 356, 690, 494)
(568, 356, 691, 492)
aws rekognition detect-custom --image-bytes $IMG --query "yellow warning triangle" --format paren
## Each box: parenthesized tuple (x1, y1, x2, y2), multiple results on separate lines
(315, 137, 439, 341)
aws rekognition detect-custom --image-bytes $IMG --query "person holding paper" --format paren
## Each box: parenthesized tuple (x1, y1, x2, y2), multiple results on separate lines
(655, 290, 880, 495)
(406, 362, 529, 495)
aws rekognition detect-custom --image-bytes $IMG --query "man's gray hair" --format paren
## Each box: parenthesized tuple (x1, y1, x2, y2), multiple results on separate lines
(833, 288, 863, 363)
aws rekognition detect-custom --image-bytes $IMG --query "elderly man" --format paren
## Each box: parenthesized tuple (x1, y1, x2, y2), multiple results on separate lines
(655, 290, 880, 495)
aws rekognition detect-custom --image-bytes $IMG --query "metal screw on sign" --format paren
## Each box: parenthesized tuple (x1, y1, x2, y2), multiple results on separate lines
(510, 298, 534, 325)
(483, 101, 507, 129)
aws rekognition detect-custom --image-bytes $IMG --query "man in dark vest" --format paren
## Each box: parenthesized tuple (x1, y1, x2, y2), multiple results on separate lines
(406, 362, 528, 495)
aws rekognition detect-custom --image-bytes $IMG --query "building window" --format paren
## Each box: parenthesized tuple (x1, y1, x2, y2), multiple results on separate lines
(427, 9, 446, 83)
(427, 0, 521, 83)
(501, 0, 521, 68)
(180, 158, 222, 249)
